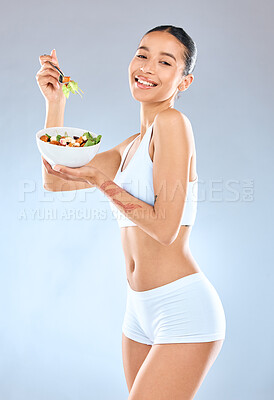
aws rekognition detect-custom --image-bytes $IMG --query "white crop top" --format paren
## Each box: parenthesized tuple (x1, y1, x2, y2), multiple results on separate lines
(108, 123, 198, 228)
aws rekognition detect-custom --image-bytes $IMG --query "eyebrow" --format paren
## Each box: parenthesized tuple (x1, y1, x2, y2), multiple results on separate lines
(137, 46, 177, 62)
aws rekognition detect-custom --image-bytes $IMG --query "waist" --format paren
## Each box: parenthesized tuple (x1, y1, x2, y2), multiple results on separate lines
(121, 225, 194, 276)
(125, 248, 201, 292)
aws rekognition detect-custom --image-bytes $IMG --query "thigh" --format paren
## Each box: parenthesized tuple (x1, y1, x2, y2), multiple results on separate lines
(128, 339, 224, 400)
(122, 333, 152, 393)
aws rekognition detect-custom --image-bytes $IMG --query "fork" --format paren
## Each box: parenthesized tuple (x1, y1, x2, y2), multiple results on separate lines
(48, 61, 70, 84)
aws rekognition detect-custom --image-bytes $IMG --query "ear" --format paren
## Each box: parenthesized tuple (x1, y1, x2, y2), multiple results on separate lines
(178, 74, 194, 92)
(184, 74, 194, 89)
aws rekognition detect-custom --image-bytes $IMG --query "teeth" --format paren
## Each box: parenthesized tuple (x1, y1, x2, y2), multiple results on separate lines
(136, 78, 156, 87)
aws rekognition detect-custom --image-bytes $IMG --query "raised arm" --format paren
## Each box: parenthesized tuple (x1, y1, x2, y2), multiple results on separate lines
(36, 49, 139, 192)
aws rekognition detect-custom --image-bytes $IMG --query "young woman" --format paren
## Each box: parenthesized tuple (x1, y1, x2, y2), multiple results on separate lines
(36, 25, 226, 400)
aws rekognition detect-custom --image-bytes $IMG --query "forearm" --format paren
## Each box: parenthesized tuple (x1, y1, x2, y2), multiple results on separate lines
(45, 99, 66, 128)
(94, 170, 166, 244)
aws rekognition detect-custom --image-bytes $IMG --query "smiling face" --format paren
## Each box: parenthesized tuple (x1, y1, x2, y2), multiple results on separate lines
(128, 31, 193, 104)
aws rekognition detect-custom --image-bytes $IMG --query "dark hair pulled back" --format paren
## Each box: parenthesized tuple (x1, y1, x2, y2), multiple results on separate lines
(143, 25, 197, 77)
(143, 25, 197, 99)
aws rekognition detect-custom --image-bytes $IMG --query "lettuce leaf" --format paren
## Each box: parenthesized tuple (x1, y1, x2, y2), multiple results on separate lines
(62, 80, 84, 99)
(83, 134, 102, 146)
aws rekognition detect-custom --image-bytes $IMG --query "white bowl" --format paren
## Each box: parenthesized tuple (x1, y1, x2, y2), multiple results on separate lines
(36, 126, 101, 168)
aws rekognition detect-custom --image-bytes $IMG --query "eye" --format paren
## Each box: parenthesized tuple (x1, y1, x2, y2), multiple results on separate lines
(136, 55, 171, 66)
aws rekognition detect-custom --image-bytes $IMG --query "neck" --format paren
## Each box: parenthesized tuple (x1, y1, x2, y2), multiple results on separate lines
(139, 97, 175, 136)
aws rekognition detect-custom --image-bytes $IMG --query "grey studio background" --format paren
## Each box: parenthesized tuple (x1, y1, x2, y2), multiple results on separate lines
(1, 0, 273, 399)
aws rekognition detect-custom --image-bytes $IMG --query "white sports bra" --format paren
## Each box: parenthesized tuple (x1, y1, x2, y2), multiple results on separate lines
(108, 123, 198, 228)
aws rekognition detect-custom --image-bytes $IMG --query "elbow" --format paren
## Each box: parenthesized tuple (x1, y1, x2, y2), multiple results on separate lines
(154, 210, 178, 246)
(158, 230, 177, 247)
(43, 184, 56, 192)
(43, 184, 51, 191)
(159, 239, 171, 247)
(160, 237, 175, 247)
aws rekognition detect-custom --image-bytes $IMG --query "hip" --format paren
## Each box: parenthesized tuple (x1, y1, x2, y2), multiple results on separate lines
(123, 270, 226, 344)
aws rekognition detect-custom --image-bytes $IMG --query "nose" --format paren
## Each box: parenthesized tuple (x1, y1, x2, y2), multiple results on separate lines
(140, 59, 155, 74)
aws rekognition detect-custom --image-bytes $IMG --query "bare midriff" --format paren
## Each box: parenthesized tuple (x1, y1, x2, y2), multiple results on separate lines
(118, 125, 200, 292)
(120, 225, 201, 292)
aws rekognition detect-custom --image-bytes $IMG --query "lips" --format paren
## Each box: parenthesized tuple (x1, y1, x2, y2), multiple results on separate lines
(135, 75, 158, 85)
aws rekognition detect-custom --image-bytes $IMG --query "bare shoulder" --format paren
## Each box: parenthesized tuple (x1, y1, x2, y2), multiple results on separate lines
(154, 108, 193, 132)
(154, 109, 194, 150)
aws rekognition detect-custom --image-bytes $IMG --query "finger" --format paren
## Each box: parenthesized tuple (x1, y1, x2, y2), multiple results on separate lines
(42, 158, 58, 175)
(50, 165, 86, 182)
(42, 157, 56, 174)
(39, 54, 59, 68)
(37, 74, 60, 89)
(42, 158, 71, 180)
(38, 65, 58, 76)
(42, 156, 53, 170)
(40, 61, 64, 80)
(53, 165, 81, 176)
(39, 54, 54, 67)
(40, 60, 60, 72)
(50, 49, 59, 66)
(42, 158, 53, 174)
(38, 66, 60, 80)
(42, 159, 88, 183)
(54, 172, 87, 183)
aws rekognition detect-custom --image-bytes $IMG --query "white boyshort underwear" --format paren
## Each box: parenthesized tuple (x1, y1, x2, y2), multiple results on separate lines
(122, 271, 226, 345)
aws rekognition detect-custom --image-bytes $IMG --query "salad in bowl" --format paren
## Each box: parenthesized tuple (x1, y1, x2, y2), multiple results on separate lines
(36, 127, 102, 168)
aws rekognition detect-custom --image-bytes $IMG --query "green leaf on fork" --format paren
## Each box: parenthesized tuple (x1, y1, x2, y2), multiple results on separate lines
(62, 80, 84, 99)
